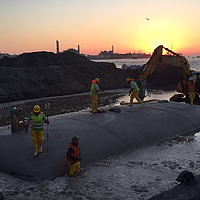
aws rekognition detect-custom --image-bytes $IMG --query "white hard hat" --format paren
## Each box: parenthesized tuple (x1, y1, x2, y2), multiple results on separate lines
(189, 77, 193, 81)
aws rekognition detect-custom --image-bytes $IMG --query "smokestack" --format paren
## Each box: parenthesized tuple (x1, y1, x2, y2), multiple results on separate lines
(112, 45, 114, 54)
(78, 45, 80, 54)
(56, 40, 59, 54)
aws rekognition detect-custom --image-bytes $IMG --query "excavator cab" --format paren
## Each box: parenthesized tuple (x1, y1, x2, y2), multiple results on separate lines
(138, 45, 200, 102)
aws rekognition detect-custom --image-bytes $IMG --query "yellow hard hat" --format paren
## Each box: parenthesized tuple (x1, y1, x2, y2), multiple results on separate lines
(33, 105, 40, 113)
(126, 78, 130, 82)
(95, 78, 100, 83)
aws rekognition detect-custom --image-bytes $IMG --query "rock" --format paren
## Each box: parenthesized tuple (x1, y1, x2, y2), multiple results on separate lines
(149, 175, 200, 200)
(122, 64, 142, 70)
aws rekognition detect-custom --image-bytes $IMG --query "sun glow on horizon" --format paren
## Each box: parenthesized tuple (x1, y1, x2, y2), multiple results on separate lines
(1, 0, 200, 56)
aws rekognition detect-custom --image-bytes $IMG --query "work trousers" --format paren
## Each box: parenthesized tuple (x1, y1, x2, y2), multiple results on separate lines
(68, 161, 81, 176)
(31, 130, 44, 146)
(90, 95, 98, 112)
(130, 90, 144, 106)
(189, 91, 195, 105)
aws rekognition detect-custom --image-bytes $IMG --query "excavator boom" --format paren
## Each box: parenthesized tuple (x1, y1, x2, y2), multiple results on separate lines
(138, 45, 192, 101)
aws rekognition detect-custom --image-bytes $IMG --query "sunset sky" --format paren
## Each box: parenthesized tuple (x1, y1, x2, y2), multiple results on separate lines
(1, 0, 200, 56)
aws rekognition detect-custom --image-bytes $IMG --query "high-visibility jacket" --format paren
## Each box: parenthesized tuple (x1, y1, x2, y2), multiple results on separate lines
(66, 143, 80, 163)
(188, 81, 196, 92)
(130, 81, 139, 92)
(90, 80, 98, 95)
(31, 112, 44, 131)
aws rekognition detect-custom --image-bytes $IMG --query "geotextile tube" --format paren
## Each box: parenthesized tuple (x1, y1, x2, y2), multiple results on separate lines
(0, 101, 200, 182)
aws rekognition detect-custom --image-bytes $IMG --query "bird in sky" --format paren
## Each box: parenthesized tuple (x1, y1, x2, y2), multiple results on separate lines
(146, 18, 149, 20)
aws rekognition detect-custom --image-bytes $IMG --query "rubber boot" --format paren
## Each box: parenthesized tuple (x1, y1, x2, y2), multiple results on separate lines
(92, 103, 97, 113)
(33, 143, 38, 157)
(39, 141, 43, 153)
(91, 103, 96, 113)
(128, 98, 133, 106)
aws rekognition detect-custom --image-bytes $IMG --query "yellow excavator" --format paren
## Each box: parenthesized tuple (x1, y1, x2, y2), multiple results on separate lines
(138, 45, 200, 102)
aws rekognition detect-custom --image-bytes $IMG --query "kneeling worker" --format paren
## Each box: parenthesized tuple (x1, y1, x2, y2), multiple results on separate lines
(66, 136, 81, 177)
(126, 78, 144, 107)
(90, 78, 102, 113)
(25, 105, 49, 157)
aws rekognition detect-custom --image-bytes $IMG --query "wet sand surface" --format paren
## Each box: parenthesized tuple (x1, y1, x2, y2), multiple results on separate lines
(1, 133, 200, 200)
(1, 89, 200, 200)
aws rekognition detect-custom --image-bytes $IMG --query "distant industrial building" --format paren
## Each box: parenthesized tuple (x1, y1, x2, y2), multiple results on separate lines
(56, 40, 80, 55)
(65, 45, 80, 54)
(87, 45, 151, 59)
(55, 41, 151, 59)
(56, 40, 59, 54)
(0, 53, 17, 59)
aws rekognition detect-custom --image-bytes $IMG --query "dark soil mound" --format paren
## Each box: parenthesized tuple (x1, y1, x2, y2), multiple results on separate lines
(148, 62, 180, 86)
(0, 51, 180, 103)
(150, 175, 200, 200)
(0, 51, 90, 68)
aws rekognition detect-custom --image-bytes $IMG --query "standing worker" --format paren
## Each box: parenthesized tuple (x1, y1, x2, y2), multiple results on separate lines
(66, 136, 81, 177)
(188, 77, 196, 105)
(90, 78, 102, 113)
(126, 78, 144, 107)
(25, 105, 49, 157)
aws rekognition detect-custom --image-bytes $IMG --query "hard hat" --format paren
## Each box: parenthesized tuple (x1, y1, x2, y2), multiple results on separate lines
(12, 107, 17, 115)
(189, 77, 193, 81)
(72, 136, 80, 142)
(95, 78, 100, 83)
(126, 78, 130, 82)
(33, 105, 40, 113)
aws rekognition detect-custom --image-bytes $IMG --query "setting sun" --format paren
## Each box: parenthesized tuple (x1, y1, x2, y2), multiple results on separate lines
(1, 0, 200, 56)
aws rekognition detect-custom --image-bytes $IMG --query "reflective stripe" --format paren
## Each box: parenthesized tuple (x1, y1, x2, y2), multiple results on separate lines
(32, 126, 44, 129)
(90, 83, 97, 95)
(130, 81, 139, 92)
(31, 112, 44, 131)
(32, 123, 44, 126)
(66, 143, 81, 163)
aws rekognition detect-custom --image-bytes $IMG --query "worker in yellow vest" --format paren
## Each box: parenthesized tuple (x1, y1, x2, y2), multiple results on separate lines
(187, 77, 196, 105)
(25, 105, 49, 157)
(90, 78, 102, 113)
(126, 78, 144, 107)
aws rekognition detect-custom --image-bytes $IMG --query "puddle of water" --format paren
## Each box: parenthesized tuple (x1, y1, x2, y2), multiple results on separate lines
(116, 90, 177, 104)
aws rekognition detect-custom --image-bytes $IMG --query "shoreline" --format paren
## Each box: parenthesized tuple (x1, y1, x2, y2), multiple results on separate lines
(0, 89, 128, 128)
(0, 84, 193, 128)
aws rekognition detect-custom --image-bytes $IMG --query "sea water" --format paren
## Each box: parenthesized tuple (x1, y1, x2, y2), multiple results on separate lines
(92, 56, 200, 70)
(92, 56, 200, 102)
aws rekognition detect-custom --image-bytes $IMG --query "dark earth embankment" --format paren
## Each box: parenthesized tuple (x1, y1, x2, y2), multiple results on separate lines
(0, 51, 180, 103)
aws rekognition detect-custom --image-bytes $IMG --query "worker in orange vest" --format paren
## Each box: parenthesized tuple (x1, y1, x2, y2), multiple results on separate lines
(187, 77, 196, 105)
(66, 136, 81, 177)
(90, 78, 102, 112)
